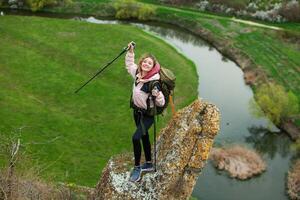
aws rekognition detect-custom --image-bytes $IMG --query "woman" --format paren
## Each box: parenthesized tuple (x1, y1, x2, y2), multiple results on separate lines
(125, 42, 165, 182)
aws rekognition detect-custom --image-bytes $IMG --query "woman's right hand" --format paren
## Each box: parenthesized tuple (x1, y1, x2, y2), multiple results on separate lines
(127, 41, 134, 53)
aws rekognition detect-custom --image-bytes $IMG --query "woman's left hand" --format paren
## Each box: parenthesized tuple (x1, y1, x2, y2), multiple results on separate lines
(151, 88, 160, 97)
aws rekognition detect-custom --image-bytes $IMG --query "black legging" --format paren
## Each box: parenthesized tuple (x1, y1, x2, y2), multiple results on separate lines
(132, 109, 154, 166)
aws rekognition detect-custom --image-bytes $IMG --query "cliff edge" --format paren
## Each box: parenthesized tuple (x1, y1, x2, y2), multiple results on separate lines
(92, 98, 220, 200)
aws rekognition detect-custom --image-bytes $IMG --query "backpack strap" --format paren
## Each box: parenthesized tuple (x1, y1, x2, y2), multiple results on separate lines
(134, 69, 139, 86)
(169, 94, 176, 116)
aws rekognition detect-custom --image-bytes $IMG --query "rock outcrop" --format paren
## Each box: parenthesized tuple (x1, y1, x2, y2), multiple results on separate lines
(92, 98, 220, 200)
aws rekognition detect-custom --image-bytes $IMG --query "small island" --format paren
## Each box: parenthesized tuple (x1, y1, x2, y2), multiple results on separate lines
(287, 160, 300, 200)
(210, 145, 266, 180)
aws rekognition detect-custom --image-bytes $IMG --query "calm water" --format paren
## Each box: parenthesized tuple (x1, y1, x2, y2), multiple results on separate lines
(83, 17, 294, 200)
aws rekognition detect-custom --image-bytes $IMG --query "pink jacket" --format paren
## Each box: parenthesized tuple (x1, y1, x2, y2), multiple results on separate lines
(125, 52, 165, 110)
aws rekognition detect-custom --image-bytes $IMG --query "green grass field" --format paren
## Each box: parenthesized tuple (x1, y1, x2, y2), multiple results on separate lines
(0, 15, 198, 186)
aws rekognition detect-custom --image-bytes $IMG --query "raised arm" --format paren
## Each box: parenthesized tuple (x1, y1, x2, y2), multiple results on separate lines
(125, 42, 137, 78)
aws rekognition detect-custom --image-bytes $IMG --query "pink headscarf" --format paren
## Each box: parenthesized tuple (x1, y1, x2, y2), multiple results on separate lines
(142, 62, 161, 79)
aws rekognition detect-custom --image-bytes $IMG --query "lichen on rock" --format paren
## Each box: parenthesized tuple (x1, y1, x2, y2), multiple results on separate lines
(92, 98, 220, 200)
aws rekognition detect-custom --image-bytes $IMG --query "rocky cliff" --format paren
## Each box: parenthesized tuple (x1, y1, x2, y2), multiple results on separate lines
(91, 98, 220, 200)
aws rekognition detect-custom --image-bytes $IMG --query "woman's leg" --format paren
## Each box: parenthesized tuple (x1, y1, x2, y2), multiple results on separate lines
(132, 111, 154, 166)
(142, 132, 152, 162)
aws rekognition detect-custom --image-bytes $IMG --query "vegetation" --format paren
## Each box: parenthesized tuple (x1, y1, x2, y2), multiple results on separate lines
(0, 15, 198, 186)
(26, 0, 55, 11)
(113, 0, 156, 20)
(153, 5, 300, 96)
(206, 0, 248, 10)
(279, 1, 300, 22)
(287, 160, 300, 200)
(210, 146, 266, 180)
(252, 83, 298, 125)
(0, 132, 89, 199)
(1, 0, 73, 11)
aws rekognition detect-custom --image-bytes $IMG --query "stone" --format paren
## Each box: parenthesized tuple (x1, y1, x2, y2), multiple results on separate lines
(10, 5, 18, 9)
(91, 98, 220, 200)
(8, 0, 17, 5)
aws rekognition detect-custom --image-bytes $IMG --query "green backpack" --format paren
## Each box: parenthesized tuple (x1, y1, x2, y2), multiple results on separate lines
(147, 67, 176, 116)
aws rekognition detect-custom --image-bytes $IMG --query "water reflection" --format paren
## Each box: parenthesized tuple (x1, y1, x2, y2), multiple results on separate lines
(131, 22, 212, 48)
(245, 126, 292, 159)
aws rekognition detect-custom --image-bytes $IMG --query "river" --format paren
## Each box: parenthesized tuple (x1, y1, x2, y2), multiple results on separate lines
(83, 17, 294, 200)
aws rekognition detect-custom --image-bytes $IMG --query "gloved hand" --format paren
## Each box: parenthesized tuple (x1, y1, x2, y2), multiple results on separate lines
(151, 87, 160, 97)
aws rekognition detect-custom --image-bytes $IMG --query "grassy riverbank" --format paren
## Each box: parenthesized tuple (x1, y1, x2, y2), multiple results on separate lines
(47, 0, 300, 127)
(0, 15, 198, 186)
(153, 5, 300, 94)
(151, 4, 300, 126)
(152, 4, 299, 96)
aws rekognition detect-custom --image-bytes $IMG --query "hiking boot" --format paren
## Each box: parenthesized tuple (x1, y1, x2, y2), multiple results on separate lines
(141, 162, 154, 172)
(129, 166, 142, 182)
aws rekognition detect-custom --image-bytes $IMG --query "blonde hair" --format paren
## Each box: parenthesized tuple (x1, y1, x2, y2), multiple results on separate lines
(137, 53, 157, 74)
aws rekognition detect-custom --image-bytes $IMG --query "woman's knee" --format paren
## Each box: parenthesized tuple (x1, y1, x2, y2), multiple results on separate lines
(132, 131, 142, 142)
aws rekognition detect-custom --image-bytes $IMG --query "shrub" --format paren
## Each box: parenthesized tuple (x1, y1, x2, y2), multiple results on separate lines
(162, 0, 196, 5)
(25, 0, 72, 11)
(253, 83, 299, 125)
(279, 0, 300, 22)
(138, 4, 156, 20)
(0, 131, 88, 199)
(26, 0, 54, 11)
(114, 0, 155, 20)
(277, 29, 300, 44)
(210, 0, 248, 10)
(287, 160, 300, 199)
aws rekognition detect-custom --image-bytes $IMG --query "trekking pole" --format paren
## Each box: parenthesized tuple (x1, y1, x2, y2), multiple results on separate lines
(153, 98, 157, 172)
(152, 87, 158, 172)
(74, 42, 136, 94)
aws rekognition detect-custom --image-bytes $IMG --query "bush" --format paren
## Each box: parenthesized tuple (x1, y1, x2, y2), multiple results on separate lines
(279, 0, 300, 22)
(210, 0, 248, 10)
(113, 0, 155, 20)
(287, 160, 300, 199)
(253, 83, 299, 125)
(162, 0, 196, 5)
(0, 131, 89, 199)
(26, 0, 54, 11)
(138, 4, 156, 20)
(277, 29, 300, 44)
(25, 0, 72, 11)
